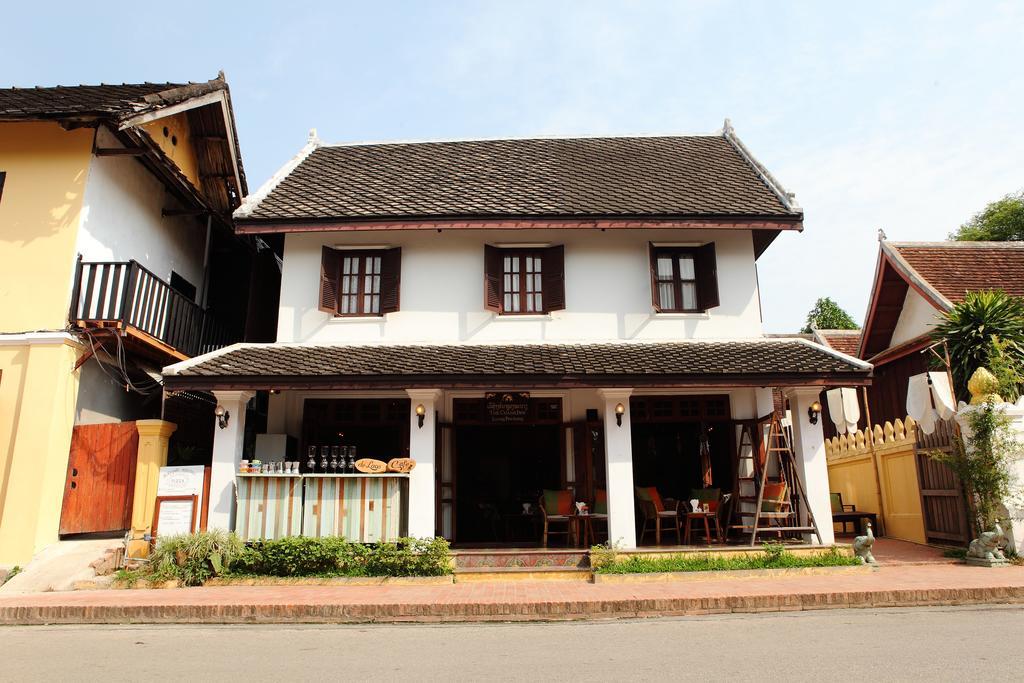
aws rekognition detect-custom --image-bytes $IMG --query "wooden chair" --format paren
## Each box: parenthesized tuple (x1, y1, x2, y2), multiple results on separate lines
(689, 488, 729, 543)
(636, 486, 681, 545)
(760, 481, 790, 536)
(540, 489, 574, 547)
(587, 489, 609, 545)
(831, 492, 856, 534)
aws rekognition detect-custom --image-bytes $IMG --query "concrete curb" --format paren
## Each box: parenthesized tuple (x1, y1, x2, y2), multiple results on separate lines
(2, 585, 1023, 625)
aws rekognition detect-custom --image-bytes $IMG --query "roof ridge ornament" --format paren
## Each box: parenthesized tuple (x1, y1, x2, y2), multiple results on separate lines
(721, 119, 800, 213)
(878, 228, 887, 241)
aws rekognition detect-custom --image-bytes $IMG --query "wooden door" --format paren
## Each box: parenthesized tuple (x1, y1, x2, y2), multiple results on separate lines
(59, 422, 139, 535)
(436, 422, 456, 541)
(915, 419, 971, 545)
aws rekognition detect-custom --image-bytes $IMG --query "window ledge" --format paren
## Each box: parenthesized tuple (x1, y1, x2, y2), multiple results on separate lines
(653, 312, 710, 320)
(492, 314, 554, 321)
(327, 315, 386, 323)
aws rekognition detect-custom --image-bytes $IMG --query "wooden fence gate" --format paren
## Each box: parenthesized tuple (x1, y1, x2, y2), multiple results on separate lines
(914, 419, 971, 546)
(59, 422, 139, 535)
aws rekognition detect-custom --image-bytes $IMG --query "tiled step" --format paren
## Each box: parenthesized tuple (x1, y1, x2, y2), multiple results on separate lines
(452, 549, 590, 569)
(454, 567, 593, 582)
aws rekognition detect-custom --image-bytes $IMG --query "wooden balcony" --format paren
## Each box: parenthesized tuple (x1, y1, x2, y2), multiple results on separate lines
(70, 258, 236, 360)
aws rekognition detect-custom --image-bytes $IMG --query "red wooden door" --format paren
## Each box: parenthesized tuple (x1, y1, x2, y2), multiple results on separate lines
(59, 422, 139, 535)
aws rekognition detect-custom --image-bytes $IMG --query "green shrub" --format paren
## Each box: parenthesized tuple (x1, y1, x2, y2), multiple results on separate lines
(149, 530, 246, 586)
(234, 536, 451, 578)
(594, 544, 858, 574)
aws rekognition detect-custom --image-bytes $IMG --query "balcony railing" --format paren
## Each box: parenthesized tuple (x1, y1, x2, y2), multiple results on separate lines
(70, 258, 236, 358)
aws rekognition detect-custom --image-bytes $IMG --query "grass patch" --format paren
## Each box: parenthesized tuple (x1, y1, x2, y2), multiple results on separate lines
(593, 542, 859, 574)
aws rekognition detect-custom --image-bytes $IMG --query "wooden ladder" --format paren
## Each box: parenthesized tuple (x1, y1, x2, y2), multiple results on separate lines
(730, 416, 822, 547)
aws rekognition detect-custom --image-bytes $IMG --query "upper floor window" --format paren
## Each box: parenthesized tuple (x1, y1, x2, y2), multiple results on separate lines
(484, 245, 565, 315)
(649, 243, 719, 313)
(319, 247, 401, 317)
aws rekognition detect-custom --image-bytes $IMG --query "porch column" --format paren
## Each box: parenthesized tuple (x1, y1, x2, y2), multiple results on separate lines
(785, 388, 835, 545)
(208, 390, 254, 531)
(598, 388, 637, 549)
(407, 389, 442, 539)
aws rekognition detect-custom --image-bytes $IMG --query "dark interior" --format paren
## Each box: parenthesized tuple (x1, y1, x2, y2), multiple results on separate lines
(300, 398, 409, 472)
(454, 424, 562, 545)
(630, 421, 733, 505)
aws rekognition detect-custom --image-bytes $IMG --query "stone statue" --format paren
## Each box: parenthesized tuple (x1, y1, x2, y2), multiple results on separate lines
(853, 521, 876, 565)
(966, 523, 1009, 566)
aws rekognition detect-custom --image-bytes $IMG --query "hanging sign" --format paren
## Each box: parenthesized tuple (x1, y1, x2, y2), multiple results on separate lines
(485, 392, 530, 423)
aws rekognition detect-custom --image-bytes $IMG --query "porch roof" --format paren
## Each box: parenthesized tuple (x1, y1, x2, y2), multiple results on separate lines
(162, 339, 871, 391)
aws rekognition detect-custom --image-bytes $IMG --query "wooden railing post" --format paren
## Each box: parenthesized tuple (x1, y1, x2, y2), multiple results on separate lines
(68, 254, 84, 324)
(119, 260, 139, 328)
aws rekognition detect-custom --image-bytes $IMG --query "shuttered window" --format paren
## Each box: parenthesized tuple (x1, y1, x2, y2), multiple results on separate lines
(319, 247, 401, 316)
(484, 245, 565, 315)
(649, 243, 719, 313)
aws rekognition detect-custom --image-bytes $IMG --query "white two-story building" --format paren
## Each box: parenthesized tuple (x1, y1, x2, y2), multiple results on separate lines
(164, 124, 871, 549)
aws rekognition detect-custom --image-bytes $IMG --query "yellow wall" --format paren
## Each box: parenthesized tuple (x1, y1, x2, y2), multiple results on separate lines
(0, 122, 94, 333)
(141, 112, 201, 189)
(0, 339, 82, 565)
(825, 417, 927, 544)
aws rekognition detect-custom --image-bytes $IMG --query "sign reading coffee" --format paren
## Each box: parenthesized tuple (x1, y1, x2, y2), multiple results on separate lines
(485, 392, 531, 423)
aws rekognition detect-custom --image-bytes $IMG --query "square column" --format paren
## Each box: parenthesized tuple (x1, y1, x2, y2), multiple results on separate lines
(208, 390, 254, 531)
(785, 388, 835, 545)
(129, 419, 177, 557)
(407, 389, 442, 539)
(598, 388, 637, 549)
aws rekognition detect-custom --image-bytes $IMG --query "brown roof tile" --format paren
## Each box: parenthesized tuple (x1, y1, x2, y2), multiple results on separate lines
(890, 242, 1024, 304)
(240, 135, 800, 223)
(814, 329, 862, 356)
(0, 81, 220, 120)
(164, 340, 869, 389)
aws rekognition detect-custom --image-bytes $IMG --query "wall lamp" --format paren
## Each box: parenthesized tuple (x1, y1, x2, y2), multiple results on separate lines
(615, 402, 626, 427)
(415, 403, 426, 429)
(214, 404, 230, 429)
(808, 400, 822, 425)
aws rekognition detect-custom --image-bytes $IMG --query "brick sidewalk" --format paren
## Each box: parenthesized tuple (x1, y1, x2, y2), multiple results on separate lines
(1, 563, 1022, 624)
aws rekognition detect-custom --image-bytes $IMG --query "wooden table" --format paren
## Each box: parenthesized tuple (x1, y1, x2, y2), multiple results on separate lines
(832, 511, 879, 536)
(683, 511, 721, 545)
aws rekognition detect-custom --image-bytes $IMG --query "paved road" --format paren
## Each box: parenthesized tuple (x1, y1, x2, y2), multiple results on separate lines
(1, 605, 1020, 681)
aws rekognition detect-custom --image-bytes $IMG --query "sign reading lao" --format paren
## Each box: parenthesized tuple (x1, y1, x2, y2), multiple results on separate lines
(485, 392, 530, 423)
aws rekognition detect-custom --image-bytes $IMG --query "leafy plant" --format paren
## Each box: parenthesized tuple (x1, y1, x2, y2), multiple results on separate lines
(234, 536, 451, 577)
(801, 297, 859, 334)
(949, 190, 1024, 242)
(932, 291, 1024, 402)
(589, 541, 621, 570)
(594, 545, 857, 574)
(149, 530, 246, 586)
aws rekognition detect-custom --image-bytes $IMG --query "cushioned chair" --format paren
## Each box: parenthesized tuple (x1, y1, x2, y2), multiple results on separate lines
(636, 486, 681, 545)
(540, 489, 574, 547)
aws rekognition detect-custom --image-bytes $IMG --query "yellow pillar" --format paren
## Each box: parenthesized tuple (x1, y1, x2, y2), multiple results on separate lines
(127, 419, 177, 558)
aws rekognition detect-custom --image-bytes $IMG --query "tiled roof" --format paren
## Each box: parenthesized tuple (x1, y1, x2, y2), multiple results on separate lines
(813, 329, 862, 357)
(164, 340, 869, 388)
(0, 82, 197, 119)
(889, 242, 1024, 305)
(239, 134, 801, 223)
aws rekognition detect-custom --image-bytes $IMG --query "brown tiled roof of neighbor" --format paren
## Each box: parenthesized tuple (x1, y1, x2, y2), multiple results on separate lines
(814, 329, 862, 357)
(239, 134, 801, 223)
(164, 340, 870, 389)
(889, 242, 1024, 305)
(0, 81, 221, 120)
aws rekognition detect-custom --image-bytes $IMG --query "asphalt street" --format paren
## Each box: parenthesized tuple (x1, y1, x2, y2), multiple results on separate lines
(1, 605, 1020, 681)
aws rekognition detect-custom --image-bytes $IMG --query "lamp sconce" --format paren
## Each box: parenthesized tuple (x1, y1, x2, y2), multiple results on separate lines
(807, 400, 822, 425)
(214, 404, 230, 429)
(615, 402, 625, 427)
(415, 403, 426, 429)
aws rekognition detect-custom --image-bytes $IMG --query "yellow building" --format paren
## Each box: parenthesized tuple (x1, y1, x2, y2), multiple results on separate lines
(0, 76, 272, 566)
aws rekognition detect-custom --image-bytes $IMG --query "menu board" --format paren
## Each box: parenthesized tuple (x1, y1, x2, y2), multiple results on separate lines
(157, 466, 206, 522)
(153, 495, 197, 538)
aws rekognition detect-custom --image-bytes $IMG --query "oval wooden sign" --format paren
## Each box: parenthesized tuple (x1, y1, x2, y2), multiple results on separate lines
(355, 458, 388, 474)
(387, 458, 416, 473)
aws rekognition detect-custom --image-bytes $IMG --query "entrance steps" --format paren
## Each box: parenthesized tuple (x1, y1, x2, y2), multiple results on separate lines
(452, 548, 592, 582)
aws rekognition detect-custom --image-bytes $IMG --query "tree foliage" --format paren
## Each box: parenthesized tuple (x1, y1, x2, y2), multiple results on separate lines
(801, 297, 859, 334)
(949, 190, 1024, 241)
(932, 290, 1024, 402)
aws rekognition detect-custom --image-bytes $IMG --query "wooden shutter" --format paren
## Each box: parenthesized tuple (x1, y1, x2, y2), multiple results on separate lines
(648, 243, 663, 312)
(319, 246, 340, 314)
(695, 242, 720, 311)
(379, 247, 402, 314)
(484, 244, 502, 312)
(542, 244, 565, 312)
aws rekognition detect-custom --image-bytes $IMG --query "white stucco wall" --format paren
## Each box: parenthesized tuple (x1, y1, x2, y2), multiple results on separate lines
(74, 126, 206, 291)
(276, 229, 764, 344)
(890, 286, 943, 347)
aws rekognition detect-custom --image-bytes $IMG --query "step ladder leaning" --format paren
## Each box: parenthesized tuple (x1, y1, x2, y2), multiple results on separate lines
(730, 415, 822, 547)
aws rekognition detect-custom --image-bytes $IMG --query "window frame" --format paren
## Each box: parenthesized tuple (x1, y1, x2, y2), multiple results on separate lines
(334, 249, 385, 317)
(497, 247, 546, 315)
(651, 246, 701, 313)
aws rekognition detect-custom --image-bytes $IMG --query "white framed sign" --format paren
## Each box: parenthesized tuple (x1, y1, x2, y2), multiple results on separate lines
(152, 495, 198, 538)
(157, 465, 206, 523)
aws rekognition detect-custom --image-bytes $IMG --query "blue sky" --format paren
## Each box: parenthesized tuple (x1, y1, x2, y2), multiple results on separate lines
(7, 1, 1023, 332)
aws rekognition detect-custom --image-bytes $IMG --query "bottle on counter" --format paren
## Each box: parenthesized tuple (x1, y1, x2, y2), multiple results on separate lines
(306, 446, 317, 472)
(347, 446, 357, 473)
(319, 445, 329, 472)
(330, 446, 340, 472)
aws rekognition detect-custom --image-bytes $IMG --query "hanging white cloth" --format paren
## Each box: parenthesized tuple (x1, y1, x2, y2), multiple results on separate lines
(840, 387, 860, 434)
(826, 388, 847, 434)
(928, 372, 956, 420)
(906, 373, 938, 434)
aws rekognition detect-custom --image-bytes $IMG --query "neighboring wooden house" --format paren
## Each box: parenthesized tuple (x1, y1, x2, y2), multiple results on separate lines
(163, 124, 872, 549)
(0, 75, 279, 565)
